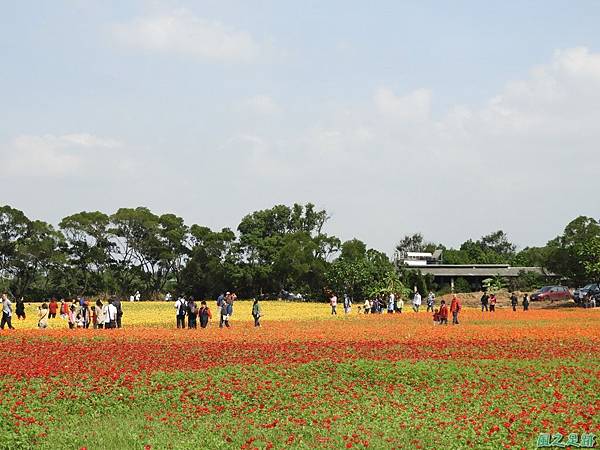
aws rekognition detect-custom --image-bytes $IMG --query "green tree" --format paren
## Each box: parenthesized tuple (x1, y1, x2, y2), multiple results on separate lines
(0, 206, 64, 298)
(179, 225, 237, 298)
(110, 207, 189, 297)
(59, 211, 113, 296)
(236, 203, 338, 297)
(546, 216, 600, 285)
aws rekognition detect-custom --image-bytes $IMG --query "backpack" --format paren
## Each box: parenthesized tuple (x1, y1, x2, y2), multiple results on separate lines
(188, 302, 197, 315)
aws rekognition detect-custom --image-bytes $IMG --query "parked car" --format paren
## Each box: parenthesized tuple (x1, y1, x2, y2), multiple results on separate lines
(530, 286, 573, 302)
(573, 283, 600, 304)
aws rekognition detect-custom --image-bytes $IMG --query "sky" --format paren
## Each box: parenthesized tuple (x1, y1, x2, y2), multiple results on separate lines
(1, 0, 600, 254)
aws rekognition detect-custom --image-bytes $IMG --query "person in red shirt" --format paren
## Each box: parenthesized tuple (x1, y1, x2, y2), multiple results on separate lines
(432, 308, 440, 324)
(48, 298, 58, 319)
(450, 294, 462, 325)
(439, 300, 449, 325)
(60, 299, 69, 319)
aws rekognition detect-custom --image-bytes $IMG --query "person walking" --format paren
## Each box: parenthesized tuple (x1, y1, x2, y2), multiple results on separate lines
(38, 303, 49, 329)
(252, 298, 262, 327)
(187, 298, 197, 329)
(330, 293, 338, 315)
(522, 293, 530, 311)
(412, 291, 422, 313)
(363, 299, 371, 314)
(510, 293, 518, 312)
(15, 297, 26, 320)
(370, 297, 378, 314)
(426, 291, 435, 312)
(80, 300, 91, 329)
(68, 304, 77, 329)
(175, 296, 187, 329)
(220, 299, 231, 328)
(103, 299, 117, 329)
(95, 300, 105, 329)
(113, 297, 123, 328)
(48, 298, 58, 319)
(343, 294, 352, 314)
(396, 297, 404, 313)
(1, 293, 15, 330)
(439, 300, 449, 325)
(198, 301, 212, 328)
(480, 292, 489, 312)
(60, 299, 69, 320)
(389, 292, 396, 313)
(387, 293, 395, 314)
(489, 294, 497, 312)
(450, 294, 462, 325)
(226, 292, 236, 322)
(216, 292, 225, 313)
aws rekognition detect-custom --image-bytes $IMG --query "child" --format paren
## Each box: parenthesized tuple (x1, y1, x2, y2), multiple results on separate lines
(439, 300, 449, 325)
(432, 308, 440, 325)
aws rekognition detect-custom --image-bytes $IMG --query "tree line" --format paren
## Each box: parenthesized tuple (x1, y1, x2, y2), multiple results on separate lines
(395, 216, 600, 292)
(1, 203, 598, 300)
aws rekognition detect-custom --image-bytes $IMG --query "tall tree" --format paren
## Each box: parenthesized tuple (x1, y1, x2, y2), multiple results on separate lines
(179, 225, 237, 298)
(546, 216, 600, 285)
(0, 206, 63, 298)
(110, 207, 189, 297)
(236, 203, 337, 296)
(59, 211, 113, 295)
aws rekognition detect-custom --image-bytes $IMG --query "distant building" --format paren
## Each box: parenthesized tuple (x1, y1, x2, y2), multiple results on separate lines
(397, 249, 550, 290)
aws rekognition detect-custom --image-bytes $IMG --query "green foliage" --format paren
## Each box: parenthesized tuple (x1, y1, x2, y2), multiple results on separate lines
(482, 274, 506, 293)
(453, 277, 472, 293)
(400, 269, 434, 295)
(545, 216, 600, 285)
(579, 234, 600, 283)
(326, 241, 400, 300)
(443, 230, 516, 264)
(0, 202, 596, 301)
(509, 270, 546, 292)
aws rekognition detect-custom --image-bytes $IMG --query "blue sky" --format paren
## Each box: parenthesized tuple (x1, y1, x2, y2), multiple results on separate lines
(2, 1, 600, 253)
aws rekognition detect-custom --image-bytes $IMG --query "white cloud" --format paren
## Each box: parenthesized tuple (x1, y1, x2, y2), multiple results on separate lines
(221, 47, 600, 248)
(0, 133, 127, 178)
(374, 87, 432, 121)
(238, 95, 282, 115)
(112, 9, 260, 62)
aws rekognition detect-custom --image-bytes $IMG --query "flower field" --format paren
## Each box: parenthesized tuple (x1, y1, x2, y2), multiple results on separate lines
(0, 306, 598, 449)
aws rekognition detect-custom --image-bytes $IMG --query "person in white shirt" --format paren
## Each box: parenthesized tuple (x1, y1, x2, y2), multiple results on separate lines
(1, 293, 15, 330)
(175, 296, 187, 328)
(330, 294, 338, 315)
(387, 293, 395, 314)
(412, 292, 422, 313)
(427, 291, 436, 312)
(103, 299, 118, 329)
(135, 291, 141, 302)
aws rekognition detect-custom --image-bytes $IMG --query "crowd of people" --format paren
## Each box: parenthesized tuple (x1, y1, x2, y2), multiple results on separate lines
(0, 292, 124, 330)
(1, 286, 593, 332)
(326, 288, 549, 326)
(172, 292, 263, 329)
(328, 290, 464, 325)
